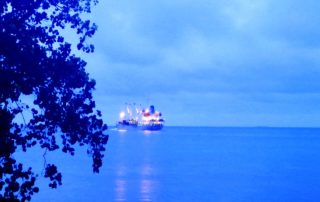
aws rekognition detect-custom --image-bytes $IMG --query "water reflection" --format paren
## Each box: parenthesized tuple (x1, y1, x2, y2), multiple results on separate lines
(114, 130, 159, 201)
(140, 179, 153, 202)
(116, 165, 127, 177)
(143, 130, 160, 136)
(114, 164, 158, 201)
(115, 179, 126, 201)
(114, 165, 127, 201)
(140, 164, 155, 201)
(141, 164, 153, 176)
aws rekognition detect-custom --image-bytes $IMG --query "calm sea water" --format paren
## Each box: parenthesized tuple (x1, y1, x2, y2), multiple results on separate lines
(20, 127, 320, 201)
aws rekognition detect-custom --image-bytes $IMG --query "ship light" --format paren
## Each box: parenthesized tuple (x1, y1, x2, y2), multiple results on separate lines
(119, 111, 125, 119)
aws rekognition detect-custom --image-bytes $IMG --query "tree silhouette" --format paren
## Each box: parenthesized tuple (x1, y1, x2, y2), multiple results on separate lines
(0, 0, 108, 201)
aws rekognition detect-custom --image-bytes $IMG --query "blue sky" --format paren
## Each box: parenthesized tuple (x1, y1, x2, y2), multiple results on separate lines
(79, 0, 320, 127)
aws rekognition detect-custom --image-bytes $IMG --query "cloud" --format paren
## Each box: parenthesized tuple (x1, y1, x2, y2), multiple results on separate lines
(80, 0, 320, 126)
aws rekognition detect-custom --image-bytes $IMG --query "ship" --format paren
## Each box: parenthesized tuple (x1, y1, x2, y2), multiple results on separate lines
(140, 105, 164, 131)
(116, 118, 138, 129)
(117, 104, 164, 131)
(116, 104, 139, 130)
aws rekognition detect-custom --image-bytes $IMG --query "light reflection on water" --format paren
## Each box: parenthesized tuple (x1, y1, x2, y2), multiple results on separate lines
(115, 179, 126, 201)
(143, 130, 161, 136)
(116, 165, 127, 177)
(140, 164, 156, 202)
(114, 164, 157, 202)
(140, 179, 153, 202)
(114, 165, 127, 201)
(114, 130, 159, 201)
(114, 164, 157, 201)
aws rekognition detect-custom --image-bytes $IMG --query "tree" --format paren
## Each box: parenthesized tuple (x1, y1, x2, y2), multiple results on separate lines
(0, 0, 108, 201)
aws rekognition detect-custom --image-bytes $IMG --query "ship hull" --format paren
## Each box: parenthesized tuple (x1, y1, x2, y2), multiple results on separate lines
(116, 119, 164, 131)
(116, 121, 138, 130)
(139, 124, 163, 131)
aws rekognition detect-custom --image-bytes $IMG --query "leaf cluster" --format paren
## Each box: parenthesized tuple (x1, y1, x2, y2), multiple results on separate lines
(0, 0, 108, 201)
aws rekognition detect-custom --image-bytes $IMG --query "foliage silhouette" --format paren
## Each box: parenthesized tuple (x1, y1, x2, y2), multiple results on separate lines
(0, 0, 108, 201)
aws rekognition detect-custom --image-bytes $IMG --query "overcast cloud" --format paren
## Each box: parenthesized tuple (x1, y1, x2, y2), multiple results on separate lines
(79, 0, 320, 126)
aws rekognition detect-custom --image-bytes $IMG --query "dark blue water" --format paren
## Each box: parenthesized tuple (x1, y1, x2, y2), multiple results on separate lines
(27, 127, 320, 201)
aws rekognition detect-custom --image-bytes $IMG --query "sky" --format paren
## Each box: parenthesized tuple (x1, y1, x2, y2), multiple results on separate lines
(77, 0, 320, 127)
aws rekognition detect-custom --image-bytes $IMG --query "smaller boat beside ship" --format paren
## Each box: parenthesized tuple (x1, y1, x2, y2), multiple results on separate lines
(116, 118, 138, 129)
(117, 104, 164, 131)
(116, 105, 139, 130)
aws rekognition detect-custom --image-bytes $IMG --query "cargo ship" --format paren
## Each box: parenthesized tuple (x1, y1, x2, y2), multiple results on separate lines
(117, 104, 164, 131)
(140, 105, 164, 130)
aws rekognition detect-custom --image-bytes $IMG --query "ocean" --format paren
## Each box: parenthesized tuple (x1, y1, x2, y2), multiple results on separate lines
(19, 127, 320, 201)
